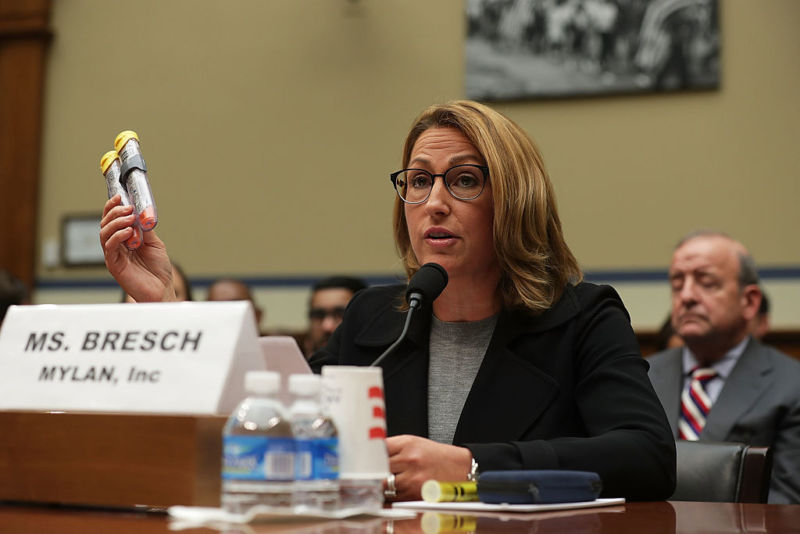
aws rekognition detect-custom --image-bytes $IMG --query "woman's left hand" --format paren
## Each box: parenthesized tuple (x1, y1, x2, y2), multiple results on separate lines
(385, 434, 473, 501)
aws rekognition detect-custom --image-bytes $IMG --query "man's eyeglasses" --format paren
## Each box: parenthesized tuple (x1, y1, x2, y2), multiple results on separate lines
(389, 164, 489, 204)
(308, 306, 347, 322)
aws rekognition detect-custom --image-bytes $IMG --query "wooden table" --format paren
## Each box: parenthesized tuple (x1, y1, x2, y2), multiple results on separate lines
(1, 501, 798, 533)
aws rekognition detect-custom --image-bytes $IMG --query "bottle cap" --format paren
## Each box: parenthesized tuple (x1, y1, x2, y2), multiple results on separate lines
(245, 370, 280, 395)
(288, 374, 320, 395)
(114, 130, 140, 152)
(100, 151, 119, 174)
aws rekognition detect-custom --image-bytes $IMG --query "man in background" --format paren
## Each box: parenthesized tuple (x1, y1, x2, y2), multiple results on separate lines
(207, 278, 264, 334)
(304, 276, 367, 358)
(647, 231, 800, 503)
(654, 289, 770, 353)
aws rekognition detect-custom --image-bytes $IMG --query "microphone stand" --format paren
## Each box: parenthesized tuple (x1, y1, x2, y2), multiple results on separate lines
(369, 295, 421, 368)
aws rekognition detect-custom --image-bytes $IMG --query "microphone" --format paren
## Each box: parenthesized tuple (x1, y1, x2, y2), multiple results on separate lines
(370, 263, 448, 367)
(405, 262, 449, 311)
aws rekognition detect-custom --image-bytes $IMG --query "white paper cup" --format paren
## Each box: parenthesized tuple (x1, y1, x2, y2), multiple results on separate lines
(320, 365, 390, 480)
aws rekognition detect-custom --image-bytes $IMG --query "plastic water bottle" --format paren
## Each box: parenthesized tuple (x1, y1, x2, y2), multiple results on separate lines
(222, 371, 295, 513)
(288, 374, 340, 511)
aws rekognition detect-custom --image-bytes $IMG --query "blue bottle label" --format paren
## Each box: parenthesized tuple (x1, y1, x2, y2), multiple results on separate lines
(295, 439, 314, 480)
(223, 435, 295, 481)
(314, 437, 339, 480)
(294, 437, 339, 480)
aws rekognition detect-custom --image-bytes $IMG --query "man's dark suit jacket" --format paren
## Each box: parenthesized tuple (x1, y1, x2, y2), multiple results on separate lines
(310, 282, 676, 501)
(647, 339, 800, 504)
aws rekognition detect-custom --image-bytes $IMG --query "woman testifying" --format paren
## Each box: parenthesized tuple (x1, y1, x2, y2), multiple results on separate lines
(99, 100, 675, 503)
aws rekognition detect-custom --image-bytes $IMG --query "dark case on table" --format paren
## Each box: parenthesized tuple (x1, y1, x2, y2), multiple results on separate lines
(477, 470, 602, 504)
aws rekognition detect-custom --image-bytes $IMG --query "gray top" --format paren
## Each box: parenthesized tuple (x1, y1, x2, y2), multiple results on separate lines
(427, 313, 498, 444)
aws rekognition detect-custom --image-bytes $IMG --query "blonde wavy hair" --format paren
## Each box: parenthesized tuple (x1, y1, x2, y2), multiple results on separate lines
(393, 100, 582, 313)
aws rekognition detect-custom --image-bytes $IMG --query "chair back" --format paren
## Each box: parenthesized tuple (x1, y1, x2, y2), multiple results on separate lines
(672, 441, 772, 503)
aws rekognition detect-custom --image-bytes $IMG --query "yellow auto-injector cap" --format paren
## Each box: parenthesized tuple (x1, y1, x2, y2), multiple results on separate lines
(114, 130, 140, 152)
(100, 150, 120, 174)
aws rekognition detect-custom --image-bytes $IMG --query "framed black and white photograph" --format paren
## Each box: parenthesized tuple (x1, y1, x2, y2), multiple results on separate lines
(466, 0, 720, 101)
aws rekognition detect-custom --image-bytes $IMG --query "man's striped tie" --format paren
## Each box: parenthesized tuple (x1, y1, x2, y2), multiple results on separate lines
(678, 367, 718, 441)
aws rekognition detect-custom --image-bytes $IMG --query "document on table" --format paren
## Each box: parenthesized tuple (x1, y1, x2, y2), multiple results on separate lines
(393, 497, 625, 513)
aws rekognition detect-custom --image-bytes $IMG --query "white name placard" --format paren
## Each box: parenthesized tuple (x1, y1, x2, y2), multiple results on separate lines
(0, 301, 265, 414)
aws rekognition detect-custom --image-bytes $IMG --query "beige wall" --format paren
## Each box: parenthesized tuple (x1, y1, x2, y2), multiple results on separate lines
(36, 0, 800, 330)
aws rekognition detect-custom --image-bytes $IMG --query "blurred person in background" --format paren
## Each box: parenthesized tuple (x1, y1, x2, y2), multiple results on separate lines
(0, 269, 29, 325)
(749, 290, 770, 340)
(207, 278, 264, 334)
(303, 276, 367, 357)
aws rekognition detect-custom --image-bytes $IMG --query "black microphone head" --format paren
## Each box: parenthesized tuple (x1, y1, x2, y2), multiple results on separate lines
(406, 263, 448, 306)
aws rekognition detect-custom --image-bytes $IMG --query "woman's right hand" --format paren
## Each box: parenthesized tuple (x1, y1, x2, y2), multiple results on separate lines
(100, 195, 177, 302)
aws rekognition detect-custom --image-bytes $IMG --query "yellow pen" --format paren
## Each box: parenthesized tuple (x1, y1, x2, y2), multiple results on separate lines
(421, 479, 479, 503)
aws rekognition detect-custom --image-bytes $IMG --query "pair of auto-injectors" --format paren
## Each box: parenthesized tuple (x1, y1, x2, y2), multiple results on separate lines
(99, 131, 157, 250)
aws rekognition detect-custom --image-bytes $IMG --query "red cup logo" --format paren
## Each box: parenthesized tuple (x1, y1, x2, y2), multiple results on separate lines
(367, 385, 386, 439)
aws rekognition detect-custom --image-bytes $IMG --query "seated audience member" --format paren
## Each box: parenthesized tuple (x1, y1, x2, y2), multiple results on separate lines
(750, 290, 770, 340)
(647, 231, 800, 504)
(99, 99, 676, 502)
(207, 278, 264, 333)
(0, 269, 29, 324)
(304, 276, 367, 357)
(171, 263, 194, 301)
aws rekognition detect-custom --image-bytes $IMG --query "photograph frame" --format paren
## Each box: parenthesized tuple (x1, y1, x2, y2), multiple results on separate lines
(60, 214, 105, 268)
(465, 0, 721, 102)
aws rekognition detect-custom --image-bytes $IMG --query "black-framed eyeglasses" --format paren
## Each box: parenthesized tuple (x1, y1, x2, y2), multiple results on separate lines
(389, 164, 489, 204)
(308, 306, 346, 322)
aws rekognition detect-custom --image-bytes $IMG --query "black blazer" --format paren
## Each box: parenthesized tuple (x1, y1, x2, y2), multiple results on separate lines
(310, 282, 675, 500)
